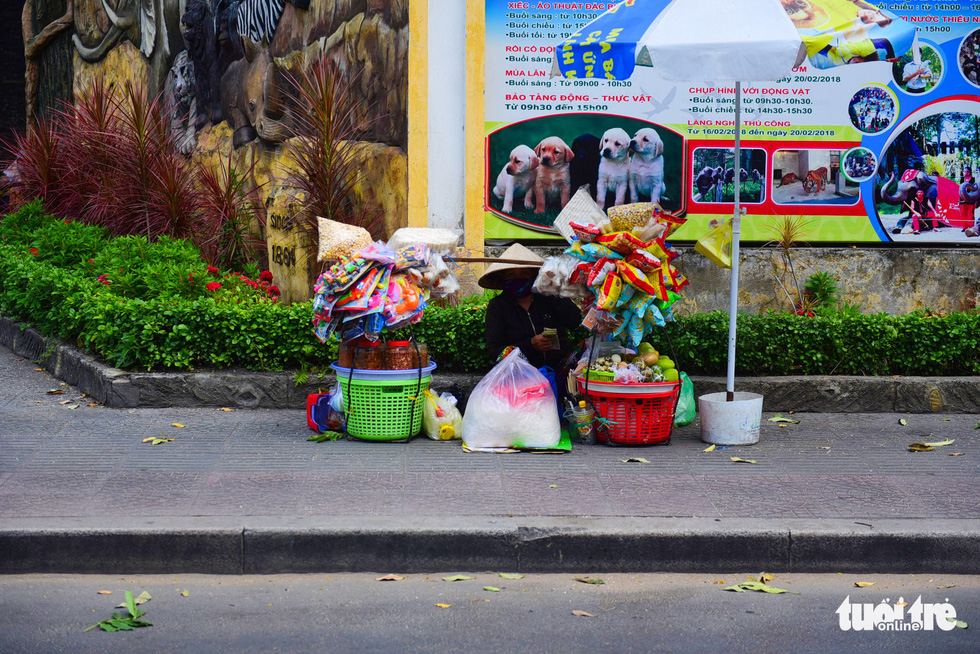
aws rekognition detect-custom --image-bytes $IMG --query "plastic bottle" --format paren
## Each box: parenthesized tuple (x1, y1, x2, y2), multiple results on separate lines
(573, 400, 596, 445)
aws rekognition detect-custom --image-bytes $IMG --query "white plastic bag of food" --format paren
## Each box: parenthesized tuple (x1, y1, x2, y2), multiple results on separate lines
(462, 350, 560, 448)
(422, 391, 463, 440)
(386, 227, 461, 255)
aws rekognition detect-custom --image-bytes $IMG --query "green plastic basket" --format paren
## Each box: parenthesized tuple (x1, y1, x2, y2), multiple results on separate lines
(338, 376, 431, 441)
(583, 369, 615, 382)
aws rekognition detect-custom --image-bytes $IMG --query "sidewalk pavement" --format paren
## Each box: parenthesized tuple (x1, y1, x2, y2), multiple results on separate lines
(1, 343, 979, 575)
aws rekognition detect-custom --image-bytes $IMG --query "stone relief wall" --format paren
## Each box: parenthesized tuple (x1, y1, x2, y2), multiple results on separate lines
(39, 0, 409, 302)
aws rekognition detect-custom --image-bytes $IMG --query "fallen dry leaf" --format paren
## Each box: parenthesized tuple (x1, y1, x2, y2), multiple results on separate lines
(181, 591, 189, 597)
(171, 423, 185, 428)
(702, 444, 716, 453)
(142, 437, 156, 443)
(46, 389, 65, 395)
(442, 575, 475, 582)
(499, 573, 525, 580)
(855, 582, 875, 588)
(87, 402, 98, 407)
(620, 458, 650, 463)
(938, 584, 957, 589)
(66, 404, 79, 410)
(376, 574, 405, 582)
(574, 577, 605, 585)
(434, 603, 451, 608)
(58, 399, 71, 405)
(730, 457, 758, 464)
(219, 407, 234, 411)
(97, 590, 112, 595)
(949, 452, 965, 457)
(572, 610, 595, 617)
(819, 446, 831, 450)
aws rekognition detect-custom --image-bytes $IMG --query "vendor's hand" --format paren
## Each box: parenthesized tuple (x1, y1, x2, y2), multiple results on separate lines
(531, 334, 557, 351)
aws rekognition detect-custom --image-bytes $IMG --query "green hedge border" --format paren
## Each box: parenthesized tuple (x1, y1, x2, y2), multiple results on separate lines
(2, 246, 979, 374)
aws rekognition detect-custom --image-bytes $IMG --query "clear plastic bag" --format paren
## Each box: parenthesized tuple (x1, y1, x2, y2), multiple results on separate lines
(462, 350, 560, 448)
(532, 256, 565, 296)
(422, 391, 463, 440)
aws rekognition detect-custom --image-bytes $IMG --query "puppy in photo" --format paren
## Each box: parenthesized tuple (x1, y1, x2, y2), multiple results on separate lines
(569, 133, 601, 200)
(492, 144, 539, 213)
(532, 136, 574, 213)
(596, 127, 631, 209)
(628, 127, 665, 204)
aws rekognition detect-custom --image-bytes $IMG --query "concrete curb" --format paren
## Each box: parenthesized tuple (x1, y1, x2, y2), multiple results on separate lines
(1, 518, 978, 574)
(3, 316, 979, 413)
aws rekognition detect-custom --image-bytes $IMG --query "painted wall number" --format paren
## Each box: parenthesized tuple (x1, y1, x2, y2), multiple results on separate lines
(271, 245, 296, 267)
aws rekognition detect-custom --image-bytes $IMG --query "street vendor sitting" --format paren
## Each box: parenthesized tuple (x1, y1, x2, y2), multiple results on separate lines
(481, 243, 582, 370)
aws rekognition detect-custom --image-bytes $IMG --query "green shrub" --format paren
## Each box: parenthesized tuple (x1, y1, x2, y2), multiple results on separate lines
(2, 204, 979, 375)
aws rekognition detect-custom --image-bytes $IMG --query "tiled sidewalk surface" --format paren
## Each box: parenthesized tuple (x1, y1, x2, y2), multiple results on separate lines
(3, 344, 978, 521)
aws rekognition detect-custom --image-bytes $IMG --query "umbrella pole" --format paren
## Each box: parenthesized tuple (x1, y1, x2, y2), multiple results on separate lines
(726, 81, 742, 402)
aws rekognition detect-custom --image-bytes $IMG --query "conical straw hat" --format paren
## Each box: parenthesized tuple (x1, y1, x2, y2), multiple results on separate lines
(477, 243, 544, 289)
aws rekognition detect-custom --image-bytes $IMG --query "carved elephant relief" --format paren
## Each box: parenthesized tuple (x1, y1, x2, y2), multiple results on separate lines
(72, 0, 184, 93)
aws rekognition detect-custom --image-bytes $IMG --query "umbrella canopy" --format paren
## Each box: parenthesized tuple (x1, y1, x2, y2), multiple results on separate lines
(553, 0, 914, 399)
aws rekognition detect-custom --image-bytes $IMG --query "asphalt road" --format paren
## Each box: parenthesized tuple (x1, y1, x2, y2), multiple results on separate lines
(1, 572, 976, 653)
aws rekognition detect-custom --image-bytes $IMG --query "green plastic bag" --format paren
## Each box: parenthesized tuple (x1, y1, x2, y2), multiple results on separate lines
(674, 371, 696, 427)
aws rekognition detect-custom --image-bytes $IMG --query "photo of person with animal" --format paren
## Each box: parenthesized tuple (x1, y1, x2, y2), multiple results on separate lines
(841, 147, 877, 183)
(486, 115, 685, 232)
(958, 28, 980, 88)
(772, 149, 859, 204)
(892, 41, 942, 95)
(847, 85, 897, 135)
(874, 106, 980, 242)
(691, 148, 766, 204)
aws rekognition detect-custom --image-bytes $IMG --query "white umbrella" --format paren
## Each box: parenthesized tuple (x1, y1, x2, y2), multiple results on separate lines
(643, 0, 804, 400)
(556, 0, 805, 401)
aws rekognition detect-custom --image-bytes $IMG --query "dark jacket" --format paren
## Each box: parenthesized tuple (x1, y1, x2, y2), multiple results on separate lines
(485, 293, 582, 369)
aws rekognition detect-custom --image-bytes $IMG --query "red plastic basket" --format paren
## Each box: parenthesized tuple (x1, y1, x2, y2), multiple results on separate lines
(577, 379, 680, 446)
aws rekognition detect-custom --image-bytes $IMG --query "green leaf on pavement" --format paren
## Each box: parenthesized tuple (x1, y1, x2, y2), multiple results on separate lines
(899, 418, 907, 426)
(499, 573, 525, 579)
(180, 591, 189, 597)
(724, 581, 798, 594)
(308, 431, 344, 442)
(483, 586, 502, 592)
(125, 590, 137, 617)
(116, 591, 151, 608)
(907, 443, 934, 452)
(442, 575, 475, 582)
(574, 577, 605, 585)
(702, 444, 716, 453)
(768, 414, 799, 423)
(922, 438, 954, 447)
(947, 617, 968, 629)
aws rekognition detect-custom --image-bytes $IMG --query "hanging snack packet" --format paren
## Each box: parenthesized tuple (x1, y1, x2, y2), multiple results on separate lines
(569, 221, 602, 243)
(595, 231, 651, 255)
(586, 257, 618, 287)
(655, 209, 687, 237)
(617, 259, 666, 300)
(596, 271, 623, 310)
(625, 248, 662, 274)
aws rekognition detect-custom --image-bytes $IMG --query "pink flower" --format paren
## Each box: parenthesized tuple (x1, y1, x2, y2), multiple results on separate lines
(239, 275, 249, 282)
(259, 270, 274, 282)
(206, 282, 222, 292)
(29, 248, 37, 255)
(97, 274, 111, 285)
(207, 265, 219, 276)
(271, 296, 279, 303)
(88, 259, 94, 264)
(260, 281, 270, 289)
(188, 273, 195, 282)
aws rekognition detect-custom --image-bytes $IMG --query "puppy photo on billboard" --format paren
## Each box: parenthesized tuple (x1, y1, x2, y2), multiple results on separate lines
(492, 144, 539, 213)
(532, 136, 574, 213)
(596, 127, 631, 209)
(628, 127, 666, 204)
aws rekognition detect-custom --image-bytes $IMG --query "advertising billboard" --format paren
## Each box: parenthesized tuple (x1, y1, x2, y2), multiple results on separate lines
(483, 0, 980, 244)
